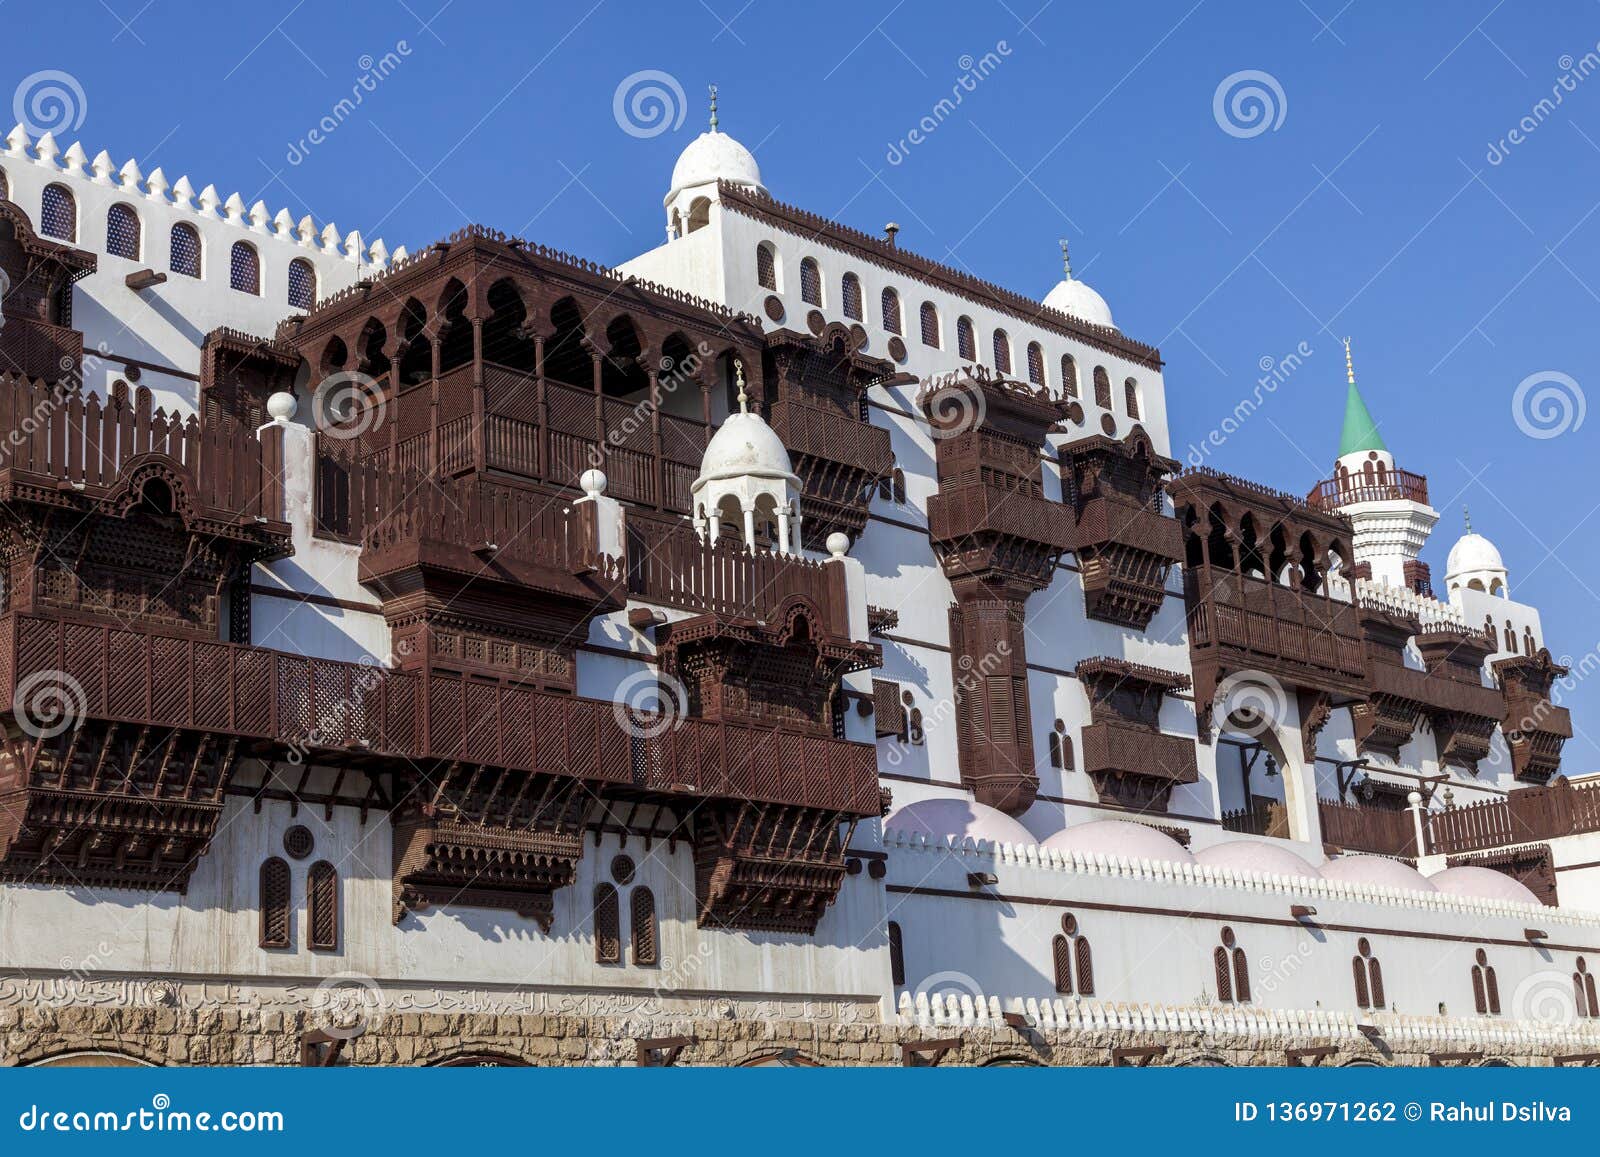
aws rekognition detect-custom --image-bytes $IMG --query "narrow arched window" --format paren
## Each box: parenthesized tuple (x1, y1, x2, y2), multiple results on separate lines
(1352, 937, 1383, 1009)
(1485, 616, 1498, 650)
(1048, 731, 1063, 770)
(259, 857, 291, 949)
(1216, 927, 1248, 1003)
(909, 301, 936, 347)
(594, 884, 621, 963)
(841, 273, 862, 320)
(630, 887, 658, 966)
(891, 467, 906, 505)
(1026, 342, 1045, 386)
(1061, 733, 1074, 771)
(956, 316, 975, 360)
(756, 242, 777, 291)
(1052, 935, 1074, 993)
(1575, 958, 1598, 1017)
(1213, 945, 1233, 1002)
(1093, 366, 1112, 409)
(888, 921, 906, 986)
(1074, 936, 1095, 996)
(106, 203, 141, 259)
(992, 330, 1011, 374)
(1505, 621, 1517, 654)
(308, 860, 339, 951)
(1472, 948, 1500, 1015)
(39, 183, 76, 241)
(1524, 626, 1536, 654)
(170, 223, 201, 278)
(1124, 377, 1141, 418)
(287, 257, 317, 310)
(908, 707, 924, 745)
(230, 241, 260, 295)
(0, 168, 8, 201)
(1061, 354, 1079, 398)
(881, 288, 901, 334)
(799, 257, 821, 305)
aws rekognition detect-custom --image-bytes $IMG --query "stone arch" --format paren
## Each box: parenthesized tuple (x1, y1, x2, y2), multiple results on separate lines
(18, 1040, 163, 1067)
(686, 197, 712, 234)
(739, 1049, 821, 1067)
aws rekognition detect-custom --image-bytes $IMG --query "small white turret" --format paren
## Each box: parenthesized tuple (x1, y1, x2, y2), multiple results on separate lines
(1444, 507, 1509, 600)
(690, 361, 802, 553)
(663, 85, 765, 241)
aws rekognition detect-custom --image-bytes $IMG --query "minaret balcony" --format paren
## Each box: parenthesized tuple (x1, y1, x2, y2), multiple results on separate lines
(1306, 467, 1430, 510)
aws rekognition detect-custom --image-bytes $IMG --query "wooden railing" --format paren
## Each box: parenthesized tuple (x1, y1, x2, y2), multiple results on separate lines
(1306, 468, 1430, 511)
(625, 515, 851, 636)
(1317, 780, 1600, 859)
(1318, 799, 1417, 858)
(0, 612, 880, 817)
(767, 397, 892, 476)
(1185, 565, 1365, 692)
(1221, 797, 1288, 838)
(0, 317, 83, 383)
(0, 376, 282, 523)
(926, 480, 1077, 550)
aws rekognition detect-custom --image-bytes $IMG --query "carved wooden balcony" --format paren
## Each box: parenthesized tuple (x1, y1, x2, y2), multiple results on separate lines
(0, 318, 85, 383)
(1060, 430, 1183, 629)
(1494, 650, 1572, 784)
(1075, 657, 1196, 811)
(1318, 798, 1417, 857)
(767, 396, 893, 547)
(925, 481, 1077, 588)
(0, 199, 96, 384)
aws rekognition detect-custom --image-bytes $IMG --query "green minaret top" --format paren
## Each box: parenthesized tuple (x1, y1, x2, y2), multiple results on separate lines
(1338, 337, 1387, 457)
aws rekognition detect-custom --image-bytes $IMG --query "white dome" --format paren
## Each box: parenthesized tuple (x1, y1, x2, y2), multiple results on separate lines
(1043, 277, 1115, 330)
(1040, 819, 1195, 865)
(667, 130, 764, 203)
(1195, 840, 1322, 880)
(1427, 865, 1540, 906)
(1446, 532, 1505, 579)
(693, 411, 797, 490)
(884, 797, 1034, 847)
(1321, 855, 1436, 893)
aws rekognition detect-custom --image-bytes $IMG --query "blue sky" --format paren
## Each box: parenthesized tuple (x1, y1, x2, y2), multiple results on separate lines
(8, 0, 1599, 762)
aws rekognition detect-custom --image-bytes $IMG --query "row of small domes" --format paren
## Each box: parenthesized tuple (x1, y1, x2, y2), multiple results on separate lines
(885, 797, 1540, 905)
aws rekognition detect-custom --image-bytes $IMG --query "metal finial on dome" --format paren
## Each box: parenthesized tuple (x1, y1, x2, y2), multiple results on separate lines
(708, 84, 719, 132)
(734, 358, 748, 412)
(1059, 238, 1071, 279)
(1463, 504, 1472, 534)
(1343, 336, 1355, 385)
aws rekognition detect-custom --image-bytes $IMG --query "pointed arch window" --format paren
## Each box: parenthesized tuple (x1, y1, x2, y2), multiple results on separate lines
(1093, 366, 1112, 409)
(1524, 626, 1536, 654)
(992, 330, 1011, 374)
(1484, 616, 1498, 650)
(1505, 621, 1517, 654)
(881, 288, 902, 334)
(888, 921, 906, 986)
(230, 241, 261, 295)
(841, 273, 862, 320)
(1026, 342, 1045, 386)
(170, 223, 201, 278)
(799, 257, 821, 305)
(920, 301, 939, 347)
(0, 168, 8, 200)
(259, 857, 291, 949)
(630, 887, 658, 966)
(40, 183, 76, 241)
(106, 203, 141, 259)
(287, 257, 317, 310)
(1352, 937, 1384, 1010)
(594, 884, 621, 964)
(1053, 914, 1093, 995)
(308, 860, 339, 951)
(1124, 377, 1141, 419)
(1052, 935, 1074, 993)
(1215, 927, 1250, 1003)
(956, 316, 975, 361)
(756, 243, 777, 291)
(1061, 354, 1079, 398)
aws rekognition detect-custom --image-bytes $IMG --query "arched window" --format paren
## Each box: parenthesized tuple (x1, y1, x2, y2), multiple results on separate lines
(259, 857, 290, 949)
(594, 884, 621, 963)
(230, 241, 260, 295)
(888, 921, 906, 986)
(1093, 366, 1112, 409)
(908, 706, 924, 745)
(1074, 936, 1095, 996)
(1575, 958, 1598, 1018)
(756, 242, 777, 291)
(1524, 626, 1536, 654)
(40, 184, 76, 241)
(308, 860, 339, 951)
(105, 203, 140, 260)
(891, 467, 906, 505)
(992, 330, 1011, 374)
(1484, 616, 1498, 650)
(881, 288, 901, 334)
(1472, 948, 1500, 1015)
(1026, 342, 1045, 386)
(956, 316, 975, 360)
(169, 223, 201, 278)
(686, 197, 712, 234)
(920, 301, 939, 347)
(1215, 927, 1249, 1003)
(1352, 937, 1384, 1009)
(1505, 621, 1517, 655)
(799, 257, 821, 305)
(1060, 354, 1079, 398)
(1047, 719, 1068, 769)
(1124, 377, 1141, 419)
(630, 887, 658, 966)
(841, 273, 862, 320)
(287, 257, 317, 310)
(1052, 935, 1074, 993)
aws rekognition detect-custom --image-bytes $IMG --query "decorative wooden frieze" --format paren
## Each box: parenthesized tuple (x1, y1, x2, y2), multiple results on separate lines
(1494, 649, 1572, 784)
(1074, 657, 1197, 811)
(1059, 429, 1183, 629)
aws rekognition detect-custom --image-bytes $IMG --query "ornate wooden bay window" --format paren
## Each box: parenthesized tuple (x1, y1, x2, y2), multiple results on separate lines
(1074, 658, 1197, 811)
(1059, 428, 1183, 629)
(920, 367, 1076, 814)
(0, 201, 93, 384)
(1415, 628, 1504, 772)
(762, 325, 898, 549)
(1494, 649, 1571, 784)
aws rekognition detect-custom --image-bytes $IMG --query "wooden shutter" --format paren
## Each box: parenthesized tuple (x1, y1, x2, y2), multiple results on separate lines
(308, 860, 339, 951)
(259, 858, 290, 949)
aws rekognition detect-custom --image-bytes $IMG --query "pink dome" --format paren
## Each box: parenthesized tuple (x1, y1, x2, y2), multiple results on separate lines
(1321, 855, 1436, 893)
(884, 797, 1033, 846)
(1427, 865, 1540, 905)
(1040, 819, 1196, 865)
(1195, 840, 1321, 879)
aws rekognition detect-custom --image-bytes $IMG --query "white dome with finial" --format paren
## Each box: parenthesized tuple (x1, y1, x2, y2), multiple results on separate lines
(1445, 507, 1509, 599)
(665, 85, 764, 206)
(691, 360, 802, 554)
(1042, 239, 1115, 329)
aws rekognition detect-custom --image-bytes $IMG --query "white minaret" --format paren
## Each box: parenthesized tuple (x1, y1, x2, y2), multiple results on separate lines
(1324, 340, 1439, 591)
